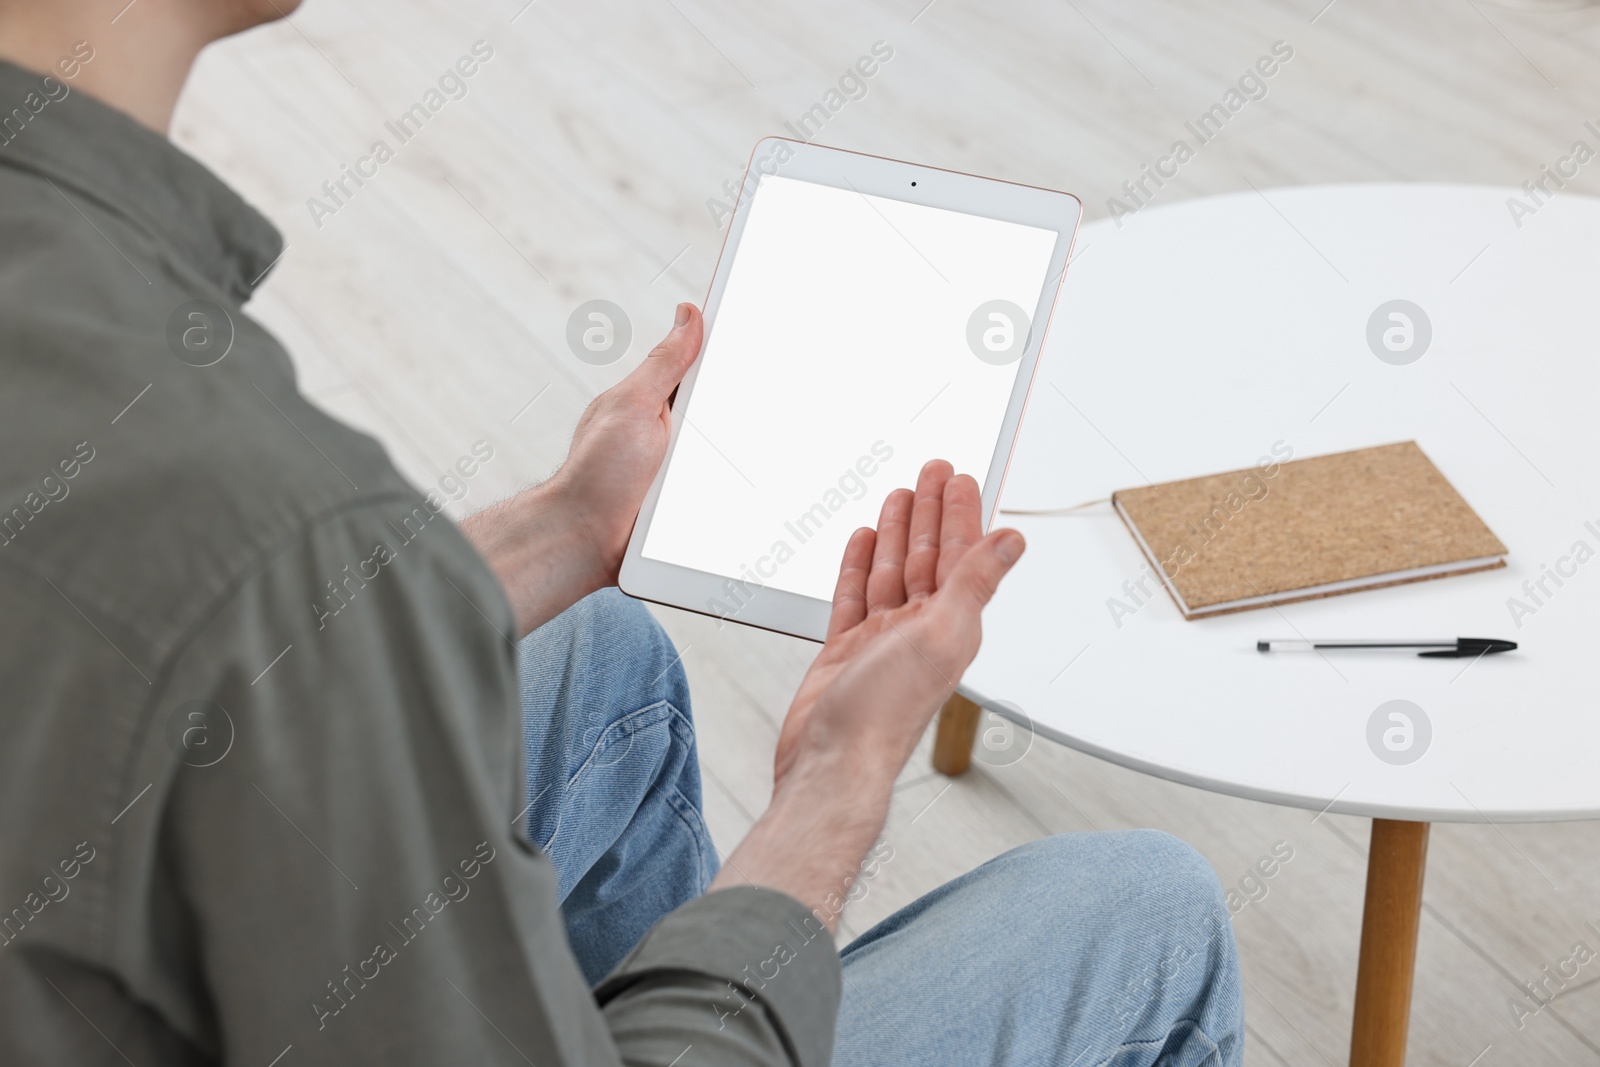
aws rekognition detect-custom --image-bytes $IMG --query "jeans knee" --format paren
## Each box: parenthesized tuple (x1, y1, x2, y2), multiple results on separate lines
(592, 588, 690, 713)
(572, 587, 656, 636)
(1113, 830, 1230, 948)
(1007, 830, 1230, 945)
(1011, 830, 1238, 1034)
(527, 588, 691, 719)
(1116, 829, 1228, 913)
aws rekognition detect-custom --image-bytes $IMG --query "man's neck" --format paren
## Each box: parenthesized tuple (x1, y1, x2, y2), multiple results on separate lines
(0, 1, 215, 135)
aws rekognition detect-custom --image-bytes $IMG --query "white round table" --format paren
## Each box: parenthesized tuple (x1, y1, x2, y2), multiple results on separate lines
(932, 184, 1600, 1067)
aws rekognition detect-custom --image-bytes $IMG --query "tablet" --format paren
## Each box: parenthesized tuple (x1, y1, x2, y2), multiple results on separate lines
(619, 139, 1082, 641)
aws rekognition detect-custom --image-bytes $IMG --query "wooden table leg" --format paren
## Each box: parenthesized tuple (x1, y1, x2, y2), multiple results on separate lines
(932, 693, 982, 776)
(1349, 819, 1430, 1067)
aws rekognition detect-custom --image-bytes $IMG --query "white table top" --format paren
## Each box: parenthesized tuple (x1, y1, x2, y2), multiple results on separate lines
(964, 183, 1600, 824)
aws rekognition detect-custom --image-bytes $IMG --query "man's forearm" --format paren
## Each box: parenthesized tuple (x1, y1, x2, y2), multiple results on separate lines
(708, 754, 893, 933)
(459, 480, 611, 637)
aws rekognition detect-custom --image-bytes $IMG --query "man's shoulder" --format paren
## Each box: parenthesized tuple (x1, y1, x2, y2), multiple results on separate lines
(0, 277, 423, 667)
(0, 160, 152, 307)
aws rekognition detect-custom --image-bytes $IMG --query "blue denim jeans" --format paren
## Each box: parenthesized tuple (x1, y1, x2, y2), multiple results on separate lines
(519, 589, 1245, 1066)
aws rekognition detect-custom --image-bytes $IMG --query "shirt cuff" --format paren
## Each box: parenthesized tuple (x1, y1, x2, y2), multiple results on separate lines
(595, 886, 842, 1066)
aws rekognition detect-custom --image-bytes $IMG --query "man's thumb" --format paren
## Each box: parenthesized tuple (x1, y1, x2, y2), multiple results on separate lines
(632, 303, 702, 399)
(944, 528, 1025, 609)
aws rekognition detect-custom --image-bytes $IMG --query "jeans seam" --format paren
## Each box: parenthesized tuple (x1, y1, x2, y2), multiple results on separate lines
(1092, 1017, 1220, 1067)
(566, 700, 678, 784)
(663, 785, 717, 891)
(541, 701, 695, 857)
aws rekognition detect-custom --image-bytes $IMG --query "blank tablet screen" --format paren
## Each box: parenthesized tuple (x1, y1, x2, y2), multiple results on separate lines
(642, 174, 1059, 602)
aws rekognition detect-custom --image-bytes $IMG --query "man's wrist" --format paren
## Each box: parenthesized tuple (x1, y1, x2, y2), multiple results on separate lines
(459, 479, 611, 636)
(539, 468, 626, 585)
(710, 751, 893, 931)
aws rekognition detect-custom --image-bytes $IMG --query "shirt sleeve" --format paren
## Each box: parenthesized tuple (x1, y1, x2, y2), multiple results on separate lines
(598, 888, 843, 1066)
(130, 497, 840, 1066)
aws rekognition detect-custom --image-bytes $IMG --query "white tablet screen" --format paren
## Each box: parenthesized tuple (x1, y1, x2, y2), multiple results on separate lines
(642, 174, 1059, 602)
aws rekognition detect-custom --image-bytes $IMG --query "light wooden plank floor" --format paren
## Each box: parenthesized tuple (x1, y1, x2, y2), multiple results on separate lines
(171, 1, 1600, 1063)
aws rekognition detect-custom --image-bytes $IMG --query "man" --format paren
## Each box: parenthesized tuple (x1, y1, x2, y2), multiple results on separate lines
(0, 1, 1243, 1064)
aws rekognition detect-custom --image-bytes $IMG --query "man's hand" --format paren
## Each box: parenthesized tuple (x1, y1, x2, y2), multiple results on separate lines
(771, 460, 1023, 788)
(710, 461, 1024, 928)
(461, 304, 702, 637)
(548, 302, 703, 583)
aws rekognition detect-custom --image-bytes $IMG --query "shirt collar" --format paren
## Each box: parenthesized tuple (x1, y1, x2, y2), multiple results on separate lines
(0, 59, 283, 303)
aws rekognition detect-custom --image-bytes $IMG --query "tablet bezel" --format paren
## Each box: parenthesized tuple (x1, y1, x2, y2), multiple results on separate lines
(618, 138, 1082, 642)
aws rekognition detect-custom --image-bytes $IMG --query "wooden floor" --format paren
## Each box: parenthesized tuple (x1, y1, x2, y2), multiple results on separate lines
(173, 1, 1600, 1062)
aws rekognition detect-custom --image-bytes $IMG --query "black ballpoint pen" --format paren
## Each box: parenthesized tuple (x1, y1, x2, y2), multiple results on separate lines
(1255, 637, 1517, 658)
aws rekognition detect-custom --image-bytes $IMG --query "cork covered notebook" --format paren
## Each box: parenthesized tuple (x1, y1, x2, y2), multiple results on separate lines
(1112, 441, 1508, 620)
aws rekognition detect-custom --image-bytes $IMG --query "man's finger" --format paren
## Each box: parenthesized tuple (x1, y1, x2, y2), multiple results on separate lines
(826, 527, 876, 639)
(865, 488, 914, 611)
(628, 303, 703, 402)
(934, 473, 983, 588)
(903, 460, 952, 600)
(938, 528, 1025, 619)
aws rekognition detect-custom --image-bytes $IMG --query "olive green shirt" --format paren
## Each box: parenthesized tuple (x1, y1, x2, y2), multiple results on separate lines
(0, 59, 839, 1066)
